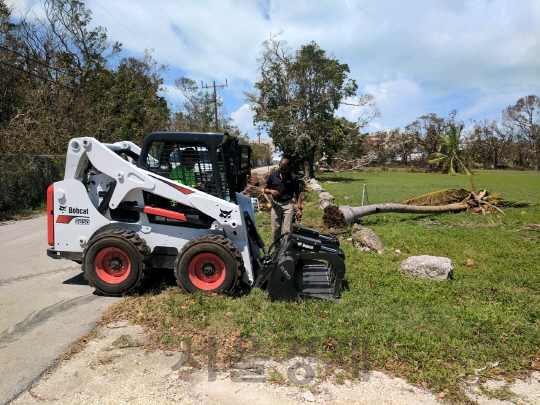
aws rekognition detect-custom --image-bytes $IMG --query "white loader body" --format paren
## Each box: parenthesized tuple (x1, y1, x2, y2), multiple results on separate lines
(48, 136, 259, 286)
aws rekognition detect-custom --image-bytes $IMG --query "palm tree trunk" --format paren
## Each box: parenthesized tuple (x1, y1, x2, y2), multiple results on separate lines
(328, 204, 468, 227)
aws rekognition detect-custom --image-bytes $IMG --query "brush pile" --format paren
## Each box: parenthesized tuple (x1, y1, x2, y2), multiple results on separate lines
(241, 173, 272, 212)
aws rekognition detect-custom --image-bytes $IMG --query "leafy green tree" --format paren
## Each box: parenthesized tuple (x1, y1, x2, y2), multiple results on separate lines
(0, 0, 24, 129)
(428, 124, 472, 175)
(237, 134, 272, 167)
(41, 0, 121, 83)
(85, 51, 169, 144)
(247, 36, 375, 178)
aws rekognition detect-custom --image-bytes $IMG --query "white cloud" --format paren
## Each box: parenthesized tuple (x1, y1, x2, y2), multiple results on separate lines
(230, 104, 256, 139)
(337, 77, 427, 131)
(160, 85, 185, 108)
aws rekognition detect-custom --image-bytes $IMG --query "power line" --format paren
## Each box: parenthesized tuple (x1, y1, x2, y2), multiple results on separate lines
(0, 60, 73, 89)
(151, 0, 214, 68)
(93, 0, 183, 68)
(101, 0, 185, 67)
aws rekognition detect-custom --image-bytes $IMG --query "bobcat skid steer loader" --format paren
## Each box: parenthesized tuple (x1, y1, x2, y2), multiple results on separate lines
(46, 132, 345, 301)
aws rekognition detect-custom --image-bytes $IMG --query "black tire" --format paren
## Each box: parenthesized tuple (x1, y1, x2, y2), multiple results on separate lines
(82, 229, 151, 296)
(174, 234, 243, 294)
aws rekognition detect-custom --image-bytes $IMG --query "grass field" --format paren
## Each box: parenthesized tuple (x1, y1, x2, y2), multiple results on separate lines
(104, 170, 540, 403)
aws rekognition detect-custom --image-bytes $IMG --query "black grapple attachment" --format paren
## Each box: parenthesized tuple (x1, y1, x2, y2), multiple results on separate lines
(255, 225, 346, 302)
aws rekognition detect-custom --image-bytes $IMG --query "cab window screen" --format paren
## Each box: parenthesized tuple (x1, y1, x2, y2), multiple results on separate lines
(145, 141, 218, 197)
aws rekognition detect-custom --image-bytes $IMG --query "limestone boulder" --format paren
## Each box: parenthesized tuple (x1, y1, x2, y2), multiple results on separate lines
(351, 224, 385, 253)
(309, 184, 325, 194)
(398, 255, 453, 280)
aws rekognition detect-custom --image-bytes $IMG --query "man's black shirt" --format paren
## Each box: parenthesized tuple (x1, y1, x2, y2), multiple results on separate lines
(265, 171, 301, 202)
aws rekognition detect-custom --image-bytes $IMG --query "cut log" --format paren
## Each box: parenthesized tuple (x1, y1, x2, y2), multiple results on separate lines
(324, 203, 468, 227)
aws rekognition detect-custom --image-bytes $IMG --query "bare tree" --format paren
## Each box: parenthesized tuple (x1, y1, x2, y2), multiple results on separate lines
(405, 110, 458, 167)
(386, 128, 416, 165)
(502, 95, 540, 170)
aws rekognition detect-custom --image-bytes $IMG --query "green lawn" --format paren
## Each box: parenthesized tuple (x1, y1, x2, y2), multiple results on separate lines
(105, 170, 540, 403)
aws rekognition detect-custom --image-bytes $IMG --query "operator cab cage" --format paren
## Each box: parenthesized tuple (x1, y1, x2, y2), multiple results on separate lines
(138, 132, 251, 203)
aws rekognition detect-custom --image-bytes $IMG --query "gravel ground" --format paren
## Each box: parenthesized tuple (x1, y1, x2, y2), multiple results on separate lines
(11, 322, 540, 405)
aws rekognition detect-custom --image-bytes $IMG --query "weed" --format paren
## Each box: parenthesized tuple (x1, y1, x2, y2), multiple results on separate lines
(0, 204, 46, 222)
(111, 334, 140, 349)
(305, 381, 321, 394)
(96, 353, 120, 365)
(334, 371, 346, 385)
(267, 368, 286, 385)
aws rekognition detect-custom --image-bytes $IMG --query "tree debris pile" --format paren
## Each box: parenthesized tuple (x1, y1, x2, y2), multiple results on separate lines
(401, 189, 470, 206)
(241, 173, 272, 211)
(401, 189, 523, 213)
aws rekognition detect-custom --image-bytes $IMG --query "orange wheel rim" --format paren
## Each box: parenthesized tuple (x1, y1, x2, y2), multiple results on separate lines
(188, 253, 226, 290)
(95, 247, 131, 284)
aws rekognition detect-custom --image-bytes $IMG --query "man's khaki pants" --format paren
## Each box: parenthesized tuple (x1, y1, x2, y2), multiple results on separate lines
(271, 199, 294, 243)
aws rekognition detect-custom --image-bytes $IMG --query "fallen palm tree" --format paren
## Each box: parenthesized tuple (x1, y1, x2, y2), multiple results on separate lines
(323, 189, 508, 228)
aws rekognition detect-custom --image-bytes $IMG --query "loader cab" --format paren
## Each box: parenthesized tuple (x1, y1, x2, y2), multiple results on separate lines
(138, 132, 251, 203)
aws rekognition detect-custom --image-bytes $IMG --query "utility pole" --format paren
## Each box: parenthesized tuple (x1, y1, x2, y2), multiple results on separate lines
(202, 79, 228, 132)
(256, 126, 262, 145)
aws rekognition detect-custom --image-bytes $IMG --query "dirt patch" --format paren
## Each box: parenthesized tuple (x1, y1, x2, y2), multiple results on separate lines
(11, 322, 540, 404)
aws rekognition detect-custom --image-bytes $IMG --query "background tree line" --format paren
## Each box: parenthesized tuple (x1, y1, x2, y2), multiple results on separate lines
(381, 96, 540, 172)
(0, 0, 171, 155)
(2, 0, 537, 172)
(0, 0, 273, 163)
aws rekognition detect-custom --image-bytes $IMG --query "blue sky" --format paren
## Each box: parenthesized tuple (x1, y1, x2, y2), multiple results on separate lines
(7, 0, 540, 141)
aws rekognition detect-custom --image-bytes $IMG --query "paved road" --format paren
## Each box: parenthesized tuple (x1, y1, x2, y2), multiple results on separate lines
(252, 165, 277, 175)
(0, 215, 118, 405)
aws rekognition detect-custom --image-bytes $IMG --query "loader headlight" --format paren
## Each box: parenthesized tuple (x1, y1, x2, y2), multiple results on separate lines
(252, 198, 260, 213)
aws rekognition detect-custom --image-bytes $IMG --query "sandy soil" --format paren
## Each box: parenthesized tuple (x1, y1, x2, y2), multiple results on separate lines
(11, 321, 540, 405)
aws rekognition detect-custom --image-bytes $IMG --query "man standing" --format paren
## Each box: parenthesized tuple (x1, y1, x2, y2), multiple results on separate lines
(264, 158, 303, 243)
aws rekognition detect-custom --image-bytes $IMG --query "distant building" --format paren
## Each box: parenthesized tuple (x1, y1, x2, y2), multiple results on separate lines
(258, 139, 275, 154)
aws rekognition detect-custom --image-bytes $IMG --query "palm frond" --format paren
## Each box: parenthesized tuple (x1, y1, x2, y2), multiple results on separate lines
(447, 124, 463, 151)
(454, 157, 473, 175)
(428, 153, 448, 164)
(436, 134, 449, 147)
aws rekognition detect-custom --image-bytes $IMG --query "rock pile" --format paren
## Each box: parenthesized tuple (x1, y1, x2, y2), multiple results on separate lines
(306, 178, 336, 210)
